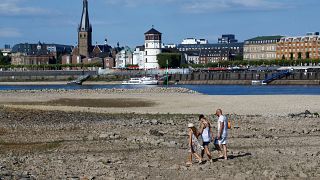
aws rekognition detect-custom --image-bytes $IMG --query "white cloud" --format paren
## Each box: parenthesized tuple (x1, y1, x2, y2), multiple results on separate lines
(0, 28, 22, 38)
(104, 0, 289, 12)
(0, 0, 47, 16)
(182, 0, 287, 13)
(105, 0, 178, 7)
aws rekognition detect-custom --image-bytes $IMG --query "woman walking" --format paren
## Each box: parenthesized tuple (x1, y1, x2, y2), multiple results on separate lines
(186, 123, 203, 165)
(199, 114, 214, 162)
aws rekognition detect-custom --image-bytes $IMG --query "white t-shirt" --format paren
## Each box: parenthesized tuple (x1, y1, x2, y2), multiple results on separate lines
(217, 115, 228, 138)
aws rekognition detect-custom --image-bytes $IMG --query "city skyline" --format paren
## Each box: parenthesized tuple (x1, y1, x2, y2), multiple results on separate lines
(0, 0, 319, 48)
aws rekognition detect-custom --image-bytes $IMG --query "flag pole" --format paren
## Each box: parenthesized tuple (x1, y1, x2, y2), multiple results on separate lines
(166, 59, 169, 88)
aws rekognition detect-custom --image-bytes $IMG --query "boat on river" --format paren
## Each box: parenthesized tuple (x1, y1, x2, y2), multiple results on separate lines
(122, 77, 158, 85)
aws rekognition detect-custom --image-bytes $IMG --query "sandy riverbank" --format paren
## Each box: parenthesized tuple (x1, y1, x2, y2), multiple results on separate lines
(0, 88, 319, 116)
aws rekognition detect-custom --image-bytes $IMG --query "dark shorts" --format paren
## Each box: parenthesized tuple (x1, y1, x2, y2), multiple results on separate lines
(202, 142, 210, 146)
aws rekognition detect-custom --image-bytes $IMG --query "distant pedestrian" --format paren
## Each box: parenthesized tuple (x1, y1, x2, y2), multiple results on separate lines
(214, 109, 228, 160)
(186, 123, 203, 165)
(198, 114, 214, 162)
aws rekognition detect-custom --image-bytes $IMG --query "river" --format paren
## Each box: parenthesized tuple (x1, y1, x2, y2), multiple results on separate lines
(0, 84, 319, 95)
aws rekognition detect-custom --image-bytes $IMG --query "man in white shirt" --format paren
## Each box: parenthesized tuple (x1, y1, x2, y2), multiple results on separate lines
(214, 109, 228, 160)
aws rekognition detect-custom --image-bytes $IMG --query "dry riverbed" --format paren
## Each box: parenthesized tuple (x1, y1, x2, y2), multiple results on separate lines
(0, 107, 319, 179)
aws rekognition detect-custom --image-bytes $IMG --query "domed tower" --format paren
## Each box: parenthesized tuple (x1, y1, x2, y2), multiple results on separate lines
(144, 27, 162, 69)
(78, 0, 92, 57)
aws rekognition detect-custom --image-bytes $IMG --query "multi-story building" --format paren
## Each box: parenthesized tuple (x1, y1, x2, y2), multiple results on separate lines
(11, 53, 55, 65)
(218, 34, 238, 44)
(132, 46, 145, 68)
(198, 49, 232, 64)
(276, 32, 320, 60)
(11, 42, 73, 65)
(244, 36, 283, 60)
(184, 51, 200, 64)
(178, 35, 243, 63)
(115, 46, 133, 68)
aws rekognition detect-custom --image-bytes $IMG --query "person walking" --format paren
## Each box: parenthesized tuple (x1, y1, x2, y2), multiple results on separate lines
(214, 109, 228, 160)
(198, 114, 214, 162)
(186, 123, 203, 165)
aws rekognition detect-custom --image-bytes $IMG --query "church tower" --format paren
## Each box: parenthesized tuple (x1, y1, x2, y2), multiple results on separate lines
(78, 0, 92, 57)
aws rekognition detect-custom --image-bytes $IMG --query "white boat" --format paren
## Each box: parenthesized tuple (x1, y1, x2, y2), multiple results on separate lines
(122, 77, 158, 85)
(251, 80, 267, 85)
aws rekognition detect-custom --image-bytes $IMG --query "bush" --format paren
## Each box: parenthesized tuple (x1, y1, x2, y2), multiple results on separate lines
(157, 53, 182, 68)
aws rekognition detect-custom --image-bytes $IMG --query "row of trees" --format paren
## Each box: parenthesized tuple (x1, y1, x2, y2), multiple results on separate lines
(197, 59, 320, 68)
(0, 63, 103, 70)
(156, 52, 320, 68)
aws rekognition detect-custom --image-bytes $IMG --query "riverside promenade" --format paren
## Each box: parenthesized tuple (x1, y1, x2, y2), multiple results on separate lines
(0, 69, 319, 85)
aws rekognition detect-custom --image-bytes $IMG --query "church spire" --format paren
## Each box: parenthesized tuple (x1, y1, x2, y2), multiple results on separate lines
(79, 0, 91, 32)
(78, 0, 92, 57)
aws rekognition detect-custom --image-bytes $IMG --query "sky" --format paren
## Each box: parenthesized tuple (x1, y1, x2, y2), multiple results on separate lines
(0, 0, 319, 48)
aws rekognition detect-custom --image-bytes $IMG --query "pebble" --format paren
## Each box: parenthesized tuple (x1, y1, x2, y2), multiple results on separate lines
(99, 133, 108, 139)
(299, 171, 308, 178)
(169, 164, 180, 170)
(151, 120, 159, 125)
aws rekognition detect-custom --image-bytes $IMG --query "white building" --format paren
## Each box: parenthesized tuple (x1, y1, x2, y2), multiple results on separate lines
(184, 51, 200, 64)
(115, 46, 133, 68)
(132, 46, 145, 68)
(181, 38, 208, 45)
(144, 28, 162, 69)
(163, 44, 177, 48)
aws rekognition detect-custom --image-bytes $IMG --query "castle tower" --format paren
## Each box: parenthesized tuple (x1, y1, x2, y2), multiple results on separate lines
(144, 27, 162, 69)
(78, 0, 92, 57)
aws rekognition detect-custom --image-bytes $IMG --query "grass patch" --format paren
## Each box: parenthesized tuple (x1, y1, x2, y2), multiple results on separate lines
(7, 98, 156, 108)
(0, 141, 62, 154)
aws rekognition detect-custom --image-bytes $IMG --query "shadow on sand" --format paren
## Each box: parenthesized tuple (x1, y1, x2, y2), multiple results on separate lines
(203, 152, 252, 164)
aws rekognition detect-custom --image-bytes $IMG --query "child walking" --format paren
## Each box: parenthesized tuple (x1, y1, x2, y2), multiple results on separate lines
(186, 123, 203, 165)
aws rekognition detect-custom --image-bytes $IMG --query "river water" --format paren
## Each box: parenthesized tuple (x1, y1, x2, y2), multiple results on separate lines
(0, 84, 319, 95)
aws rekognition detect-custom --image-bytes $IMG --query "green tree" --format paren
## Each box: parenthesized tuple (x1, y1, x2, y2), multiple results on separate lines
(234, 54, 243, 61)
(305, 52, 310, 59)
(0, 50, 11, 65)
(157, 53, 182, 68)
(290, 53, 294, 60)
(298, 52, 302, 59)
